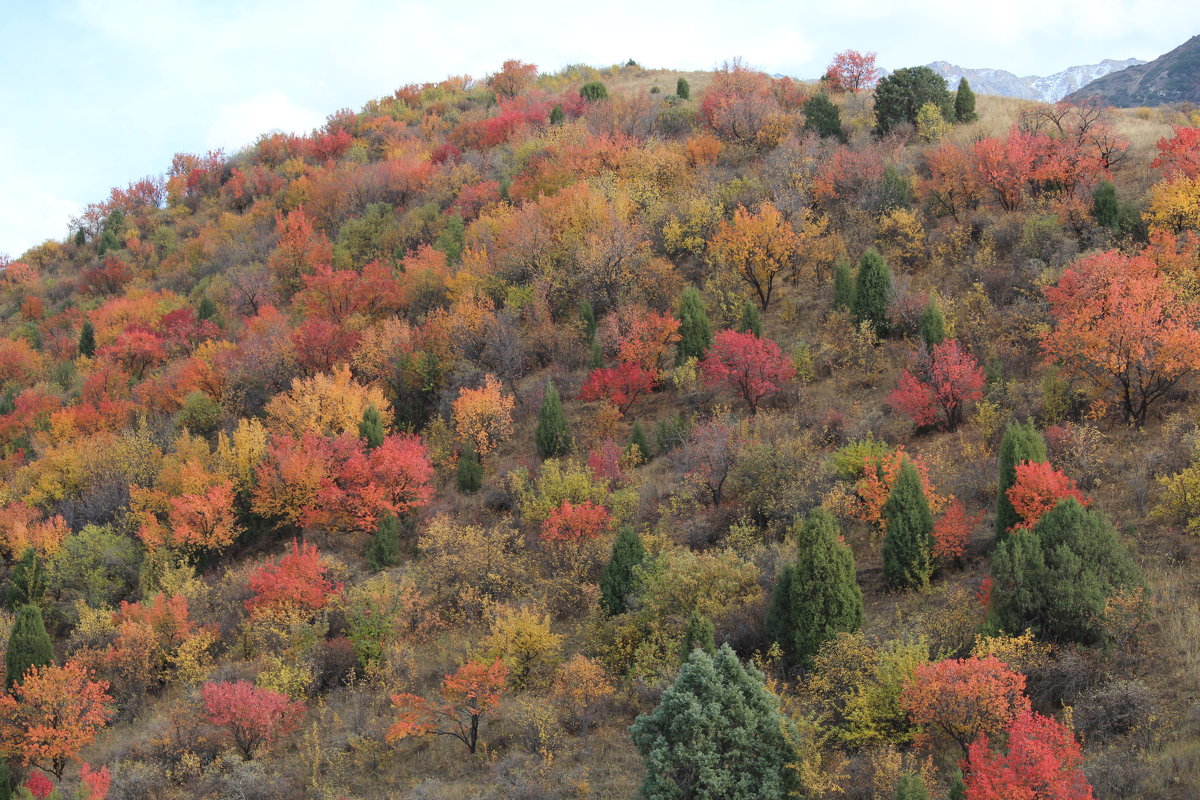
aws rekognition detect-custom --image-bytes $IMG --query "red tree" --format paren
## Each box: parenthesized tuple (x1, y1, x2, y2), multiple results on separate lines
(1151, 126, 1200, 179)
(901, 655, 1031, 756)
(699, 60, 780, 145)
(245, 541, 343, 616)
(700, 330, 795, 414)
(824, 50, 881, 93)
(389, 659, 507, 754)
(200, 680, 305, 760)
(1006, 460, 1088, 531)
(677, 415, 742, 507)
(965, 711, 1094, 800)
(541, 500, 612, 543)
(888, 339, 985, 431)
(932, 499, 983, 563)
(578, 362, 656, 415)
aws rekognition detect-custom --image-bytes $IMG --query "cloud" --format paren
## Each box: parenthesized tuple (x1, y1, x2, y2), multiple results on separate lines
(206, 91, 327, 152)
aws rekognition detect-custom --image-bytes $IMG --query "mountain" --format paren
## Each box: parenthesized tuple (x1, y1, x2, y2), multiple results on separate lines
(1065, 34, 1200, 107)
(927, 58, 1144, 103)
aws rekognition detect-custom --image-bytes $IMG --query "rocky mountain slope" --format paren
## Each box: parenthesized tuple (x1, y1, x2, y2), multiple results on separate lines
(927, 58, 1143, 103)
(1065, 34, 1200, 106)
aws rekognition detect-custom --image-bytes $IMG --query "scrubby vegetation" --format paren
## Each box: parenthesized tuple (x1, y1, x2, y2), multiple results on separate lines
(1, 50, 1200, 800)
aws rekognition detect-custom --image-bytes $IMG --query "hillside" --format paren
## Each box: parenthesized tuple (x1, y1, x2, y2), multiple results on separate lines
(928, 58, 1143, 103)
(1, 57, 1200, 800)
(1066, 34, 1200, 106)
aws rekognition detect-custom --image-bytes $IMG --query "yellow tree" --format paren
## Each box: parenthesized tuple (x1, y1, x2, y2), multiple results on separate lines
(265, 364, 393, 437)
(452, 375, 515, 458)
(709, 202, 801, 311)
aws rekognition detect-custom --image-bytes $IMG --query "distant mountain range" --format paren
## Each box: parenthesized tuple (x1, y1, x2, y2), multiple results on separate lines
(1064, 34, 1200, 107)
(926, 59, 1144, 103)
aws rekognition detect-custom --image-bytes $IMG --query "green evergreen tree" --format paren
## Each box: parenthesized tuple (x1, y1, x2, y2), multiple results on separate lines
(895, 773, 930, 800)
(918, 295, 947, 347)
(852, 248, 892, 337)
(882, 459, 935, 590)
(0, 753, 10, 800)
(832, 257, 855, 311)
(588, 339, 605, 370)
(676, 77, 690, 100)
(947, 772, 966, 800)
(995, 421, 1048, 539)
(676, 286, 713, 364)
(580, 81, 609, 102)
(550, 104, 565, 125)
(5, 548, 46, 608)
(78, 320, 96, 358)
(178, 390, 222, 437)
(97, 226, 121, 255)
(680, 610, 716, 659)
(764, 510, 864, 670)
(802, 93, 846, 142)
(73, 228, 87, 247)
(873, 66, 953, 134)
(197, 295, 218, 321)
(737, 299, 762, 337)
(599, 525, 646, 616)
(358, 404, 386, 450)
(953, 77, 977, 122)
(456, 443, 483, 494)
(579, 298, 597, 340)
(367, 512, 403, 571)
(1092, 180, 1120, 230)
(435, 215, 466, 266)
(988, 498, 1141, 645)
(630, 645, 797, 799)
(628, 422, 650, 464)
(881, 164, 913, 211)
(5, 604, 53, 690)
(535, 380, 572, 459)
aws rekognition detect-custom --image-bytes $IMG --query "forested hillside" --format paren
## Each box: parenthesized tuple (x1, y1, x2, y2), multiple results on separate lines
(2, 54, 1200, 800)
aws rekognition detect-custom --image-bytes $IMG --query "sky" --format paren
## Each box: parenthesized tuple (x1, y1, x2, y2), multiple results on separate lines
(1, 0, 1196, 257)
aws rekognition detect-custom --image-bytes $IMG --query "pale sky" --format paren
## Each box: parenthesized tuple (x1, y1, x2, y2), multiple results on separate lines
(1, 0, 1196, 257)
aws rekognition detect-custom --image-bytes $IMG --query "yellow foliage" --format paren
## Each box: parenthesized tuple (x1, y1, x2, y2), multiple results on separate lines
(1155, 449, 1200, 534)
(451, 374, 514, 456)
(916, 102, 951, 142)
(417, 514, 528, 621)
(876, 207, 925, 267)
(478, 605, 564, 690)
(971, 630, 1052, 675)
(663, 195, 724, 259)
(256, 653, 314, 699)
(1148, 175, 1200, 233)
(215, 417, 269, 493)
(265, 364, 393, 437)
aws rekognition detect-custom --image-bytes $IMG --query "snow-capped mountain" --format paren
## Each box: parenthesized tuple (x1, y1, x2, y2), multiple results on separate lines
(927, 58, 1144, 103)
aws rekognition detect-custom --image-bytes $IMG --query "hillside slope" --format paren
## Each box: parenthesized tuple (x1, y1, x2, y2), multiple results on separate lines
(928, 58, 1143, 102)
(1066, 34, 1200, 106)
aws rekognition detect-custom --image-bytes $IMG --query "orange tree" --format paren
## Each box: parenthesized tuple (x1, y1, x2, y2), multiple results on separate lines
(709, 202, 800, 311)
(388, 659, 507, 754)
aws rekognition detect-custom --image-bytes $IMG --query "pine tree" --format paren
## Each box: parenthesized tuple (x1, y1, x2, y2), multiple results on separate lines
(456, 443, 483, 494)
(550, 104, 565, 125)
(895, 773, 930, 800)
(580, 81, 608, 102)
(5, 548, 46, 608)
(995, 421, 1048, 539)
(5, 604, 53, 690)
(435, 215, 466, 265)
(535, 380, 572, 459)
(579, 299, 597, 340)
(680, 610, 716, 659)
(918, 295, 946, 347)
(947, 771, 967, 800)
(0, 758, 10, 800)
(988, 498, 1141, 645)
(78, 320, 96, 358)
(802, 93, 846, 142)
(1093, 180, 1120, 229)
(367, 513, 403, 571)
(852, 248, 892, 337)
(737, 299, 762, 337)
(197, 295, 218, 321)
(676, 77, 690, 100)
(628, 422, 650, 464)
(954, 78, 977, 122)
(832, 257, 855, 310)
(630, 645, 797, 799)
(599, 525, 645, 616)
(676, 286, 713, 364)
(358, 404, 385, 450)
(73, 228, 86, 247)
(764, 509, 863, 669)
(588, 339, 605, 370)
(882, 459, 935, 590)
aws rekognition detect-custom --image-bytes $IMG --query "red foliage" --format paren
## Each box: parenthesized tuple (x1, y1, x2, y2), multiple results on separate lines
(268, 206, 333, 293)
(587, 439, 625, 484)
(922, 140, 983, 221)
(932, 499, 983, 563)
(303, 129, 354, 163)
(1006, 460, 1088, 531)
(289, 318, 361, 376)
(887, 339, 985, 431)
(541, 500, 612, 543)
(79, 255, 133, 296)
(451, 180, 503, 220)
(98, 327, 167, 380)
(167, 481, 241, 551)
(965, 711, 1094, 800)
(578, 362, 656, 416)
(201, 680, 304, 760)
(80, 763, 111, 800)
(245, 540, 343, 616)
(609, 309, 681, 376)
(23, 773, 53, 800)
(389, 659, 507, 754)
(699, 60, 780, 145)
(1151, 126, 1200, 178)
(824, 50, 881, 93)
(973, 130, 1037, 211)
(700, 330, 795, 414)
(487, 59, 538, 98)
(902, 655, 1031, 756)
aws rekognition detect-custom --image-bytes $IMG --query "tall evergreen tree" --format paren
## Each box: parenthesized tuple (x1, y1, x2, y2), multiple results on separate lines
(535, 380, 573, 459)
(588, 339, 605, 369)
(988, 498, 1141, 644)
(895, 773, 930, 800)
(1092, 180, 1120, 229)
(852, 248, 893, 337)
(765, 510, 864, 669)
(953, 77, 977, 122)
(676, 77, 690, 99)
(628, 422, 650, 463)
(995, 421, 1048, 539)
(580, 81, 609, 102)
(367, 513, 403, 571)
(435, 215, 466, 265)
(0, 756, 10, 800)
(882, 459, 935, 590)
(197, 295, 218, 321)
(5, 604, 53, 690)
(873, 66, 952, 134)
(579, 299, 597, 340)
(802, 93, 846, 142)
(832, 257, 855, 311)
(78, 320, 96, 358)
(549, 104, 565, 125)
(456, 443, 483, 494)
(676, 286, 713, 364)
(5, 548, 46, 608)
(918, 295, 947, 347)
(680, 610, 716, 660)
(630, 645, 797, 799)
(599, 525, 646, 616)
(737, 299, 762, 337)
(358, 404, 386, 450)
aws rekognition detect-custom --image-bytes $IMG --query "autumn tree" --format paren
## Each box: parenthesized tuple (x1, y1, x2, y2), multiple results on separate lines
(882, 459, 936, 590)
(268, 206, 332, 295)
(700, 330, 795, 414)
(887, 339, 985, 431)
(245, 541, 342, 617)
(487, 59, 537, 98)
(388, 659, 507, 754)
(931, 499, 982, 564)
(676, 415, 742, 507)
(630, 645, 797, 799)
(452, 375, 515, 458)
(709, 202, 800, 311)
(1043, 249, 1200, 425)
(201, 680, 304, 760)
(825, 50, 881, 93)
(699, 60, 780, 146)
(578, 362, 656, 416)
(5, 604, 53, 690)
(852, 248, 893, 337)
(265, 364, 393, 438)
(995, 421, 1048, 539)
(0, 661, 113, 779)
(901, 656, 1031, 756)
(964, 711, 1095, 800)
(676, 286, 713, 364)
(1006, 460, 1088, 531)
(599, 525, 646, 616)
(535, 380, 572, 459)
(765, 510, 863, 670)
